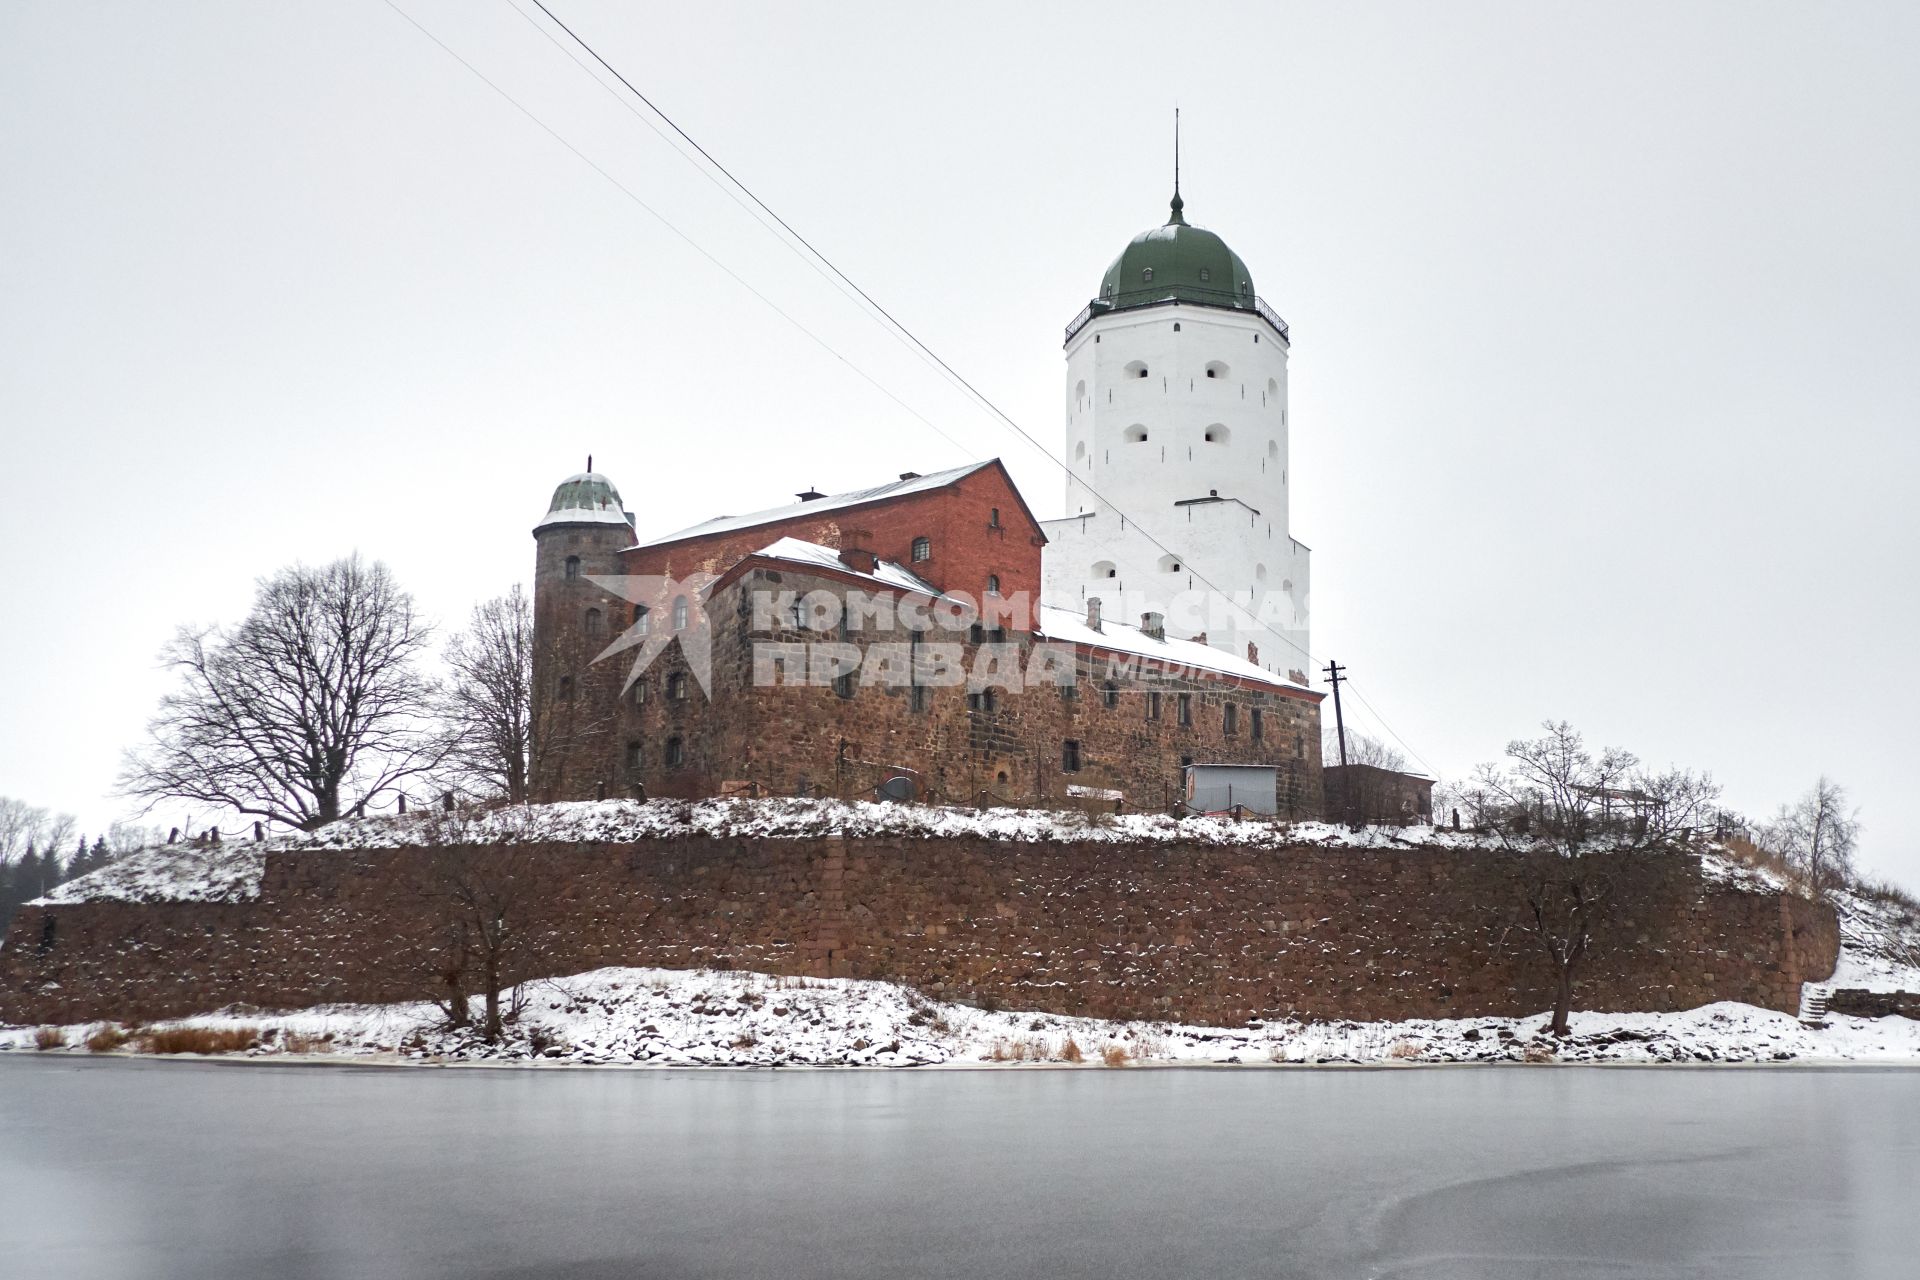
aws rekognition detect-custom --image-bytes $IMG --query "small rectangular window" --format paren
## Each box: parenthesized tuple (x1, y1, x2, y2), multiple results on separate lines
(1178, 693, 1192, 727)
(1224, 704, 1238, 736)
(1251, 708, 1263, 742)
(1062, 740, 1081, 773)
(1146, 691, 1161, 722)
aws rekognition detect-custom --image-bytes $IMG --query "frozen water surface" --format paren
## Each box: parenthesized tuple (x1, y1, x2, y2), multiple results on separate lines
(1, 1057, 1914, 1279)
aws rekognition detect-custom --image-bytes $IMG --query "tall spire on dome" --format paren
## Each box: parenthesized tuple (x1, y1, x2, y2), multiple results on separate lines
(1169, 106, 1186, 225)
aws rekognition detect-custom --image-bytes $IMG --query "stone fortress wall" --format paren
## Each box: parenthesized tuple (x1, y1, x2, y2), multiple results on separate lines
(0, 818, 1836, 1029)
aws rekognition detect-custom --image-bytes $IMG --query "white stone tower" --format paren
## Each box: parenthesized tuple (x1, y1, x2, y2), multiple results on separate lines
(1040, 187, 1312, 685)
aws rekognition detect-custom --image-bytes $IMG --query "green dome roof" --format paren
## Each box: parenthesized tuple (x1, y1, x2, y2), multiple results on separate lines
(535, 471, 630, 531)
(1097, 194, 1256, 314)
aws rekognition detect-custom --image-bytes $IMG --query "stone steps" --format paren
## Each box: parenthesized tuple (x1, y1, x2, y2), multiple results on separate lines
(1797, 983, 1831, 1029)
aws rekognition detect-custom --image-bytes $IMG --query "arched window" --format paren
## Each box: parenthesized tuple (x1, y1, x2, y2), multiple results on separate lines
(1074, 440, 1087, 462)
(1254, 563, 1268, 583)
(911, 536, 931, 563)
(1123, 360, 1148, 379)
(986, 574, 1001, 596)
(1141, 267, 1153, 283)
(665, 736, 684, 768)
(584, 607, 603, 636)
(667, 672, 688, 702)
(1158, 554, 1182, 573)
(1267, 377, 1279, 400)
(1204, 425, 1231, 444)
(1204, 361, 1229, 380)
(1267, 439, 1279, 460)
(1092, 560, 1117, 579)
(671, 596, 689, 631)
(633, 604, 650, 633)
(564, 555, 581, 581)
(1124, 424, 1149, 444)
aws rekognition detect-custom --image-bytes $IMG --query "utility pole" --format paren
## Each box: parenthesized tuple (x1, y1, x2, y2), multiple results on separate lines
(1324, 660, 1352, 826)
(1323, 661, 1350, 769)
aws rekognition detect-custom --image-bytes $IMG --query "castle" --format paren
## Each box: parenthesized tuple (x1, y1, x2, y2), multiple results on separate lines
(530, 191, 1330, 816)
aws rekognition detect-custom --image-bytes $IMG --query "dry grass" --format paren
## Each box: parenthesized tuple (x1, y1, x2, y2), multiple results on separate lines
(279, 1031, 331, 1055)
(138, 1025, 260, 1055)
(33, 1026, 66, 1051)
(731, 1031, 759, 1050)
(1387, 1039, 1423, 1060)
(1100, 1043, 1131, 1067)
(1521, 1042, 1557, 1064)
(1059, 1036, 1084, 1064)
(85, 1024, 129, 1053)
(988, 1036, 1057, 1062)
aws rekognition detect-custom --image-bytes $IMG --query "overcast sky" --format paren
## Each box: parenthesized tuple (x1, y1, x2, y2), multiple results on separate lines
(3, 1, 1916, 881)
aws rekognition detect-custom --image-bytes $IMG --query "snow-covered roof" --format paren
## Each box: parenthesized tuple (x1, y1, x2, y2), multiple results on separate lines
(535, 472, 632, 530)
(634, 461, 994, 549)
(1035, 604, 1306, 692)
(751, 537, 946, 597)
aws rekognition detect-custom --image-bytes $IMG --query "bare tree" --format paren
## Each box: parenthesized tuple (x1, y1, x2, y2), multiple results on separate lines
(119, 554, 444, 831)
(1469, 721, 1721, 1036)
(0, 797, 51, 864)
(409, 808, 560, 1043)
(439, 587, 538, 803)
(1759, 777, 1861, 898)
(1323, 730, 1407, 772)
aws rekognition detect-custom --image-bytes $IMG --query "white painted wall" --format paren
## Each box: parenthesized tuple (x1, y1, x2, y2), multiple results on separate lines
(1043, 301, 1311, 683)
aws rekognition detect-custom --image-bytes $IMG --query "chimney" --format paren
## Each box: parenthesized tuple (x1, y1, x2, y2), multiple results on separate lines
(838, 528, 878, 575)
(1141, 612, 1165, 641)
(1246, 641, 1259, 665)
(1086, 597, 1103, 632)
(1192, 632, 1207, 646)
(796, 487, 827, 502)
(898, 471, 920, 482)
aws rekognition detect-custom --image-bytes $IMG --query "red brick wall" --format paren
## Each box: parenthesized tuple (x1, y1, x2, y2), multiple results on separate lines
(622, 462, 1044, 602)
(0, 836, 1836, 1028)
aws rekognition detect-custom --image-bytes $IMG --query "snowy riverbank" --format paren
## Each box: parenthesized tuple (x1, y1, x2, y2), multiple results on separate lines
(5, 964, 1918, 1068)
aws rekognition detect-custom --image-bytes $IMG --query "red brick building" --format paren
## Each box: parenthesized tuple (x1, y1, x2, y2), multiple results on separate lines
(530, 460, 1324, 815)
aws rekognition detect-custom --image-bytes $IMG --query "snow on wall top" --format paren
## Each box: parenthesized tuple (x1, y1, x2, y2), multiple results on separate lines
(25, 798, 1811, 918)
(633, 461, 993, 549)
(1035, 604, 1301, 691)
(34, 843, 266, 907)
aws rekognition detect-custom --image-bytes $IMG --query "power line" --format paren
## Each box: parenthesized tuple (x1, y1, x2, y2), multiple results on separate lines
(379, 0, 978, 465)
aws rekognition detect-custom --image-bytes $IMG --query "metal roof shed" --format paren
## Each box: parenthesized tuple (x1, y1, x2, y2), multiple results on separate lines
(1184, 763, 1280, 816)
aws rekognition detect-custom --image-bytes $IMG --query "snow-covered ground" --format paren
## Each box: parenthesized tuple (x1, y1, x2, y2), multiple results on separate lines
(5, 964, 1918, 1067)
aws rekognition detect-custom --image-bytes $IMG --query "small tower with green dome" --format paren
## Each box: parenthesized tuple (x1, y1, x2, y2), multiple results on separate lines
(529, 464, 635, 800)
(1042, 184, 1312, 686)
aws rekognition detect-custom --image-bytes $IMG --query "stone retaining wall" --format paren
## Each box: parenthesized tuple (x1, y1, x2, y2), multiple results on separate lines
(0, 836, 1836, 1028)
